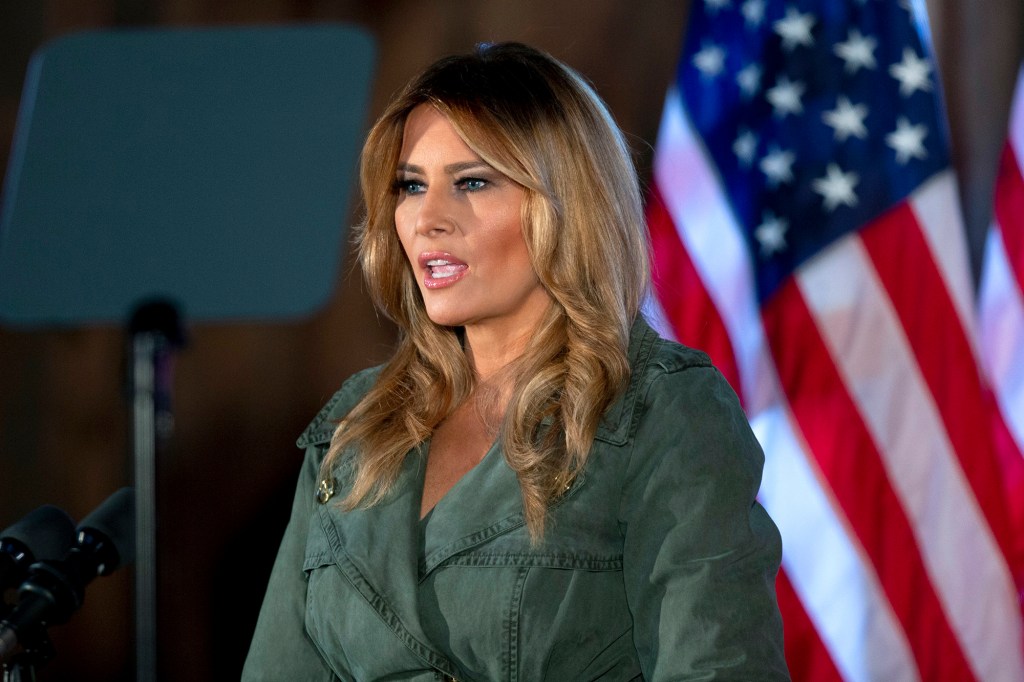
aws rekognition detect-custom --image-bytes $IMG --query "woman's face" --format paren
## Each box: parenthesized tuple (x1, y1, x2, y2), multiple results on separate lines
(394, 105, 551, 336)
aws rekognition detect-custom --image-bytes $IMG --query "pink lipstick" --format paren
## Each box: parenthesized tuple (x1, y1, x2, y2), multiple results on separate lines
(419, 252, 468, 289)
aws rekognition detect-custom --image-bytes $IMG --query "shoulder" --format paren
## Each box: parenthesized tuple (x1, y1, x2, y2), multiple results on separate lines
(602, 319, 762, 473)
(607, 324, 765, 510)
(641, 335, 729, 408)
(639, 336, 751, 449)
(295, 364, 384, 448)
(644, 334, 713, 377)
(596, 319, 722, 445)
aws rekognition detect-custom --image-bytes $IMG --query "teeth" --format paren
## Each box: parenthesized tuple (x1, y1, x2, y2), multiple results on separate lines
(430, 266, 459, 278)
(426, 259, 450, 266)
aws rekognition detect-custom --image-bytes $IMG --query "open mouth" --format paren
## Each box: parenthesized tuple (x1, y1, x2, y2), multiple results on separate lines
(419, 253, 468, 289)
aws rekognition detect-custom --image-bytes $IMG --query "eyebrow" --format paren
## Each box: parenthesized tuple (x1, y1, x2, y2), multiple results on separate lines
(396, 160, 494, 175)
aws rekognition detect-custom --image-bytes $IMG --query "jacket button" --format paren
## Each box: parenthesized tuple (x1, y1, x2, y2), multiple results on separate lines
(316, 477, 336, 504)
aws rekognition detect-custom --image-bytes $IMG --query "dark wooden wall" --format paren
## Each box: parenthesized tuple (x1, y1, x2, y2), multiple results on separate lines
(0, 1, 1020, 680)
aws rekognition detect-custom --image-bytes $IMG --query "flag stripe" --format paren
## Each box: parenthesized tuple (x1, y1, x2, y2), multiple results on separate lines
(652, 89, 776, 415)
(763, 272, 976, 680)
(908, 173, 981, 353)
(980, 226, 1024, 449)
(861, 199, 1022, 584)
(984, 78, 1024, 583)
(775, 562, 844, 682)
(796, 233, 1023, 681)
(755, 404, 919, 682)
(995, 147, 1024, 306)
(980, 221, 1024, 575)
(646, 185, 743, 395)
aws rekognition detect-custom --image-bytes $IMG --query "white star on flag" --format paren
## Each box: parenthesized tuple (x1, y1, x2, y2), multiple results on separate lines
(773, 7, 816, 51)
(736, 63, 762, 98)
(693, 42, 726, 78)
(760, 146, 796, 186)
(886, 116, 928, 163)
(823, 96, 869, 141)
(834, 28, 878, 73)
(755, 211, 789, 256)
(733, 129, 758, 167)
(813, 162, 859, 210)
(766, 76, 805, 117)
(741, 0, 766, 28)
(889, 47, 932, 96)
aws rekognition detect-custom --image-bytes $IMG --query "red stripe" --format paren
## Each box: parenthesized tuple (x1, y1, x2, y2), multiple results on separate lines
(991, 140, 1024, 576)
(762, 279, 976, 681)
(989, 390, 1024, 593)
(994, 144, 1024, 290)
(775, 569, 843, 682)
(646, 185, 743, 398)
(861, 204, 1024, 592)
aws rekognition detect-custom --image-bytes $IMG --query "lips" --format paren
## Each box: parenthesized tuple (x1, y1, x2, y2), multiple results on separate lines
(418, 252, 468, 289)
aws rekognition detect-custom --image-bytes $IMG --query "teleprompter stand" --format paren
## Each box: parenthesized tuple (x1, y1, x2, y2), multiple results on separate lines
(0, 26, 375, 681)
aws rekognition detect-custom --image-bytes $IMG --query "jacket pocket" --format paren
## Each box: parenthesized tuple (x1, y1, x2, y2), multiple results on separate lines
(300, 518, 355, 682)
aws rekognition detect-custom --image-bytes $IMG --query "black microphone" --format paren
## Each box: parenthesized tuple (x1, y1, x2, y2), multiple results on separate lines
(0, 506, 76, 597)
(0, 488, 135, 662)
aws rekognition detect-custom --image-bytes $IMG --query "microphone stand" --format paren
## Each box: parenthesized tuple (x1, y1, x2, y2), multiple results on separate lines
(128, 301, 185, 682)
(0, 622, 53, 682)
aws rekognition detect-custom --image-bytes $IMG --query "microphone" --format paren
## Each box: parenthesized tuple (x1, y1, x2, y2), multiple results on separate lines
(0, 488, 135, 662)
(1, 506, 77, 596)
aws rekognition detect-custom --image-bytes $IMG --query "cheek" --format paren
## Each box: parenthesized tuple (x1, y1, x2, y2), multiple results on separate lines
(393, 211, 416, 261)
(487, 226, 536, 282)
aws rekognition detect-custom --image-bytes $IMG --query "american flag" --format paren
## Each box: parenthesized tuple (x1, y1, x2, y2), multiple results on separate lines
(983, 64, 1024, 628)
(645, 0, 1024, 679)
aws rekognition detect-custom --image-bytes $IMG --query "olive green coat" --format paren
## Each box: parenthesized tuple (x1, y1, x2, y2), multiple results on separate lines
(242, 321, 789, 681)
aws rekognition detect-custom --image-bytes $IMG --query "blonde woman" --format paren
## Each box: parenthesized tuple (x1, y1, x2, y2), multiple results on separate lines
(244, 42, 789, 681)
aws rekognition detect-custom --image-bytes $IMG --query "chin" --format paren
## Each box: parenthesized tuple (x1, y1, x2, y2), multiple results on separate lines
(423, 307, 469, 329)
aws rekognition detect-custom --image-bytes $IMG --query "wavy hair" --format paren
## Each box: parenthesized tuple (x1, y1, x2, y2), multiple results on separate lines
(321, 42, 649, 538)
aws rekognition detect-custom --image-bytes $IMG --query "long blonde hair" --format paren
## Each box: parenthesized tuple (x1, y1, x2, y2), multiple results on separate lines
(322, 42, 649, 537)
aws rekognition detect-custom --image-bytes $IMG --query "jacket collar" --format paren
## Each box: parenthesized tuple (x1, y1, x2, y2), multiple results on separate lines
(593, 316, 658, 446)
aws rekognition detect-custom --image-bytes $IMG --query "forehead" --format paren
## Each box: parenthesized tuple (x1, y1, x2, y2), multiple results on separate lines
(399, 104, 480, 163)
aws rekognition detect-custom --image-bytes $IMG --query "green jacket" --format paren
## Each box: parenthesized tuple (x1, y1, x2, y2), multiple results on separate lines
(243, 320, 789, 681)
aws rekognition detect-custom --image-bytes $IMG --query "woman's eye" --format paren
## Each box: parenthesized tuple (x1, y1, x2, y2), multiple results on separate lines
(456, 177, 488, 192)
(395, 179, 425, 195)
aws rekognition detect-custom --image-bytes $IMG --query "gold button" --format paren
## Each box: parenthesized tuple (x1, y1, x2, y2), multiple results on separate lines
(316, 477, 336, 504)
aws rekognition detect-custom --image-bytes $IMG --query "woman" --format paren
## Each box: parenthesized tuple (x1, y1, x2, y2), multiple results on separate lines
(243, 42, 789, 681)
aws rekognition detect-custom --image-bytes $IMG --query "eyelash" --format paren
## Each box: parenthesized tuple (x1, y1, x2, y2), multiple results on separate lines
(394, 179, 424, 194)
(456, 177, 488, 191)
(393, 176, 490, 195)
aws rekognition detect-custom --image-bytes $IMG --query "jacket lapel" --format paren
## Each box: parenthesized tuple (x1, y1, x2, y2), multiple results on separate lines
(317, 445, 462, 675)
(419, 439, 526, 576)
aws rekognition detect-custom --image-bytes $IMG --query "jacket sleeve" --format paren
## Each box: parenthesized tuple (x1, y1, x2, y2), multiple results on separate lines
(241, 444, 339, 682)
(619, 363, 790, 681)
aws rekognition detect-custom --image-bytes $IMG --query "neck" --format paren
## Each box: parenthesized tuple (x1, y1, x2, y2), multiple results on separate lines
(462, 298, 553, 381)
(463, 325, 531, 382)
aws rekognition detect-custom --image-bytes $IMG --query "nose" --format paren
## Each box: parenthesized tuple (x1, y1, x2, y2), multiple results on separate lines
(413, 185, 456, 236)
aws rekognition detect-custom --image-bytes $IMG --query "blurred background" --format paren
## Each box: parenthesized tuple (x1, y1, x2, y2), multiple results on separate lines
(0, 1, 1021, 680)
